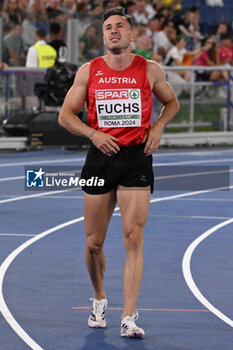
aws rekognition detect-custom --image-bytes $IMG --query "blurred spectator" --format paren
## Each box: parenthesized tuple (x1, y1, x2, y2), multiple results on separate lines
(162, 0, 182, 12)
(3, 22, 13, 36)
(22, 10, 36, 52)
(157, 19, 175, 60)
(134, 23, 147, 37)
(88, 3, 103, 18)
(48, 22, 67, 63)
(157, 6, 169, 18)
(0, 61, 9, 70)
(191, 6, 200, 33)
(3, 22, 25, 66)
(165, 35, 206, 81)
(103, 1, 117, 10)
(155, 13, 166, 31)
(146, 17, 160, 53)
(131, 23, 146, 51)
(17, 0, 29, 22)
(6, 0, 22, 24)
(46, 0, 62, 20)
(79, 25, 100, 62)
(34, 10, 49, 35)
(219, 34, 233, 66)
(0, 1, 9, 25)
(26, 27, 57, 67)
(75, 0, 90, 18)
(61, 0, 76, 19)
(125, 0, 137, 22)
(187, 6, 202, 49)
(135, 34, 153, 58)
(215, 22, 229, 45)
(50, 9, 66, 29)
(119, 0, 128, 8)
(195, 36, 228, 83)
(174, 6, 200, 46)
(133, 0, 156, 25)
(153, 0, 164, 14)
(31, 0, 48, 13)
(135, 34, 161, 61)
(51, 9, 69, 43)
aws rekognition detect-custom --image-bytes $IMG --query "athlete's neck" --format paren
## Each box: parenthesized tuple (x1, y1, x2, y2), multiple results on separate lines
(103, 51, 135, 71)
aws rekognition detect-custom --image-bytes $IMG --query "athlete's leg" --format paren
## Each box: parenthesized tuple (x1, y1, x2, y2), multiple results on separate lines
(117, 187, 150, 319)
(84, 190, 117, 300)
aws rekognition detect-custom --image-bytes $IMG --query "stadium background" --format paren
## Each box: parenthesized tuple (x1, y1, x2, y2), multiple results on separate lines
(0, 0, 233, 148)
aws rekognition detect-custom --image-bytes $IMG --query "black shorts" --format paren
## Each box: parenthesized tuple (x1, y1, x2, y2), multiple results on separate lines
(81, 143, 154, 195)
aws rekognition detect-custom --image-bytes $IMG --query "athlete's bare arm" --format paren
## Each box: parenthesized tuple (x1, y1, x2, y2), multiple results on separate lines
(58, 63, 120, 156)
(143, 60, 180, 155)
(58, 63, 91, 137)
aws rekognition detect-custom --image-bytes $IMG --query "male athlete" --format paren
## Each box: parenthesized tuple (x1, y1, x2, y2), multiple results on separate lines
(58, 7, 179, 339)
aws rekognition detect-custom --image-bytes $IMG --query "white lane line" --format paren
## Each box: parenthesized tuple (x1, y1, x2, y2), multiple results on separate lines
(172, 198, 233, 202)
(0, 233, 36, 237)
(190, 216, 231, 220)
(0, 176, 24, 182)
(156, 169, 232, 180)
(154, 150, 233, 157)
(0, 194, 84, 200)
(113, 213, 232, 220)
(0, 189, 72, 204)
(0, 217, 84, 350)
(182, 218, 233, 328)
(0, 185, 233, 349)
(150, 185, 233, 204)
(153, 158, 233, 166)
(0, 157, 85, 168)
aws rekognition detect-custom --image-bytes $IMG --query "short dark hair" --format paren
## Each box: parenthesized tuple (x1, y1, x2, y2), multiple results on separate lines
(220, 33, 231, 41)
(162, 18, 173, 29)
(102, 7, 134, 28)
(36, 28, 47, 39)
(189, 5, 198, 13)
(125, 1, 136, 7)
(176, 34, 188, 44)
(49, 22, 61, 35)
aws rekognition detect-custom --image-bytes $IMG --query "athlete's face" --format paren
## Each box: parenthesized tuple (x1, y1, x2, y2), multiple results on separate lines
(103, 15, 135, 54)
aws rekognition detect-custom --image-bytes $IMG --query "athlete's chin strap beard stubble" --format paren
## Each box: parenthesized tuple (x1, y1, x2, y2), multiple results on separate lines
(109, 43, 130, 55)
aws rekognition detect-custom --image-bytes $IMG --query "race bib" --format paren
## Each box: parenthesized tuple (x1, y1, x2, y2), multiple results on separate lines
(95, 89, 141, 128)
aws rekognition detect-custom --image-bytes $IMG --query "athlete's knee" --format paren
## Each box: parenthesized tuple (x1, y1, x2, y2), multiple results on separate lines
(86, 235, 104, 256)
(86, 242, 103, 256)
(124, 224, 144, 250)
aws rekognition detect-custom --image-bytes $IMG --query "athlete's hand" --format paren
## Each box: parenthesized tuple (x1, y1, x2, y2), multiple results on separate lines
(143, 121, 164, 155)
(92, 131, 120, 156)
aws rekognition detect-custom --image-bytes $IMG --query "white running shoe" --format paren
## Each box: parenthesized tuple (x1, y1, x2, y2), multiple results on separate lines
(121, 311, 145, 339)
(88, 298, 108, 328)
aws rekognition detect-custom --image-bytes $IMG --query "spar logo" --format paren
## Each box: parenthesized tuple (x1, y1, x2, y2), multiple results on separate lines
(96, 90, 129, 100)
(130, 90, 140, 99)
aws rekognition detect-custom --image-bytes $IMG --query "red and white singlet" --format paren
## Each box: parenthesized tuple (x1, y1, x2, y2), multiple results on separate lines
(87, 55, 152, 146)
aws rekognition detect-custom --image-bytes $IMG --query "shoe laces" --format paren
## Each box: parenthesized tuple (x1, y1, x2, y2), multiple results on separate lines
(123, 311, 139, 327)
(89, 298, 107, 318)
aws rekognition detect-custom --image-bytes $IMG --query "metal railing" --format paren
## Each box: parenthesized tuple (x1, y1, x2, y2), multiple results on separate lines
(0, 65, 233, 132)
(164, 65, 233, 132)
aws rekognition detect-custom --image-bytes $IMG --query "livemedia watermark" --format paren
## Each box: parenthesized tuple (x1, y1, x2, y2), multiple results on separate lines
(25, 165, 230, 191)
(25, 166, 104, 191)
